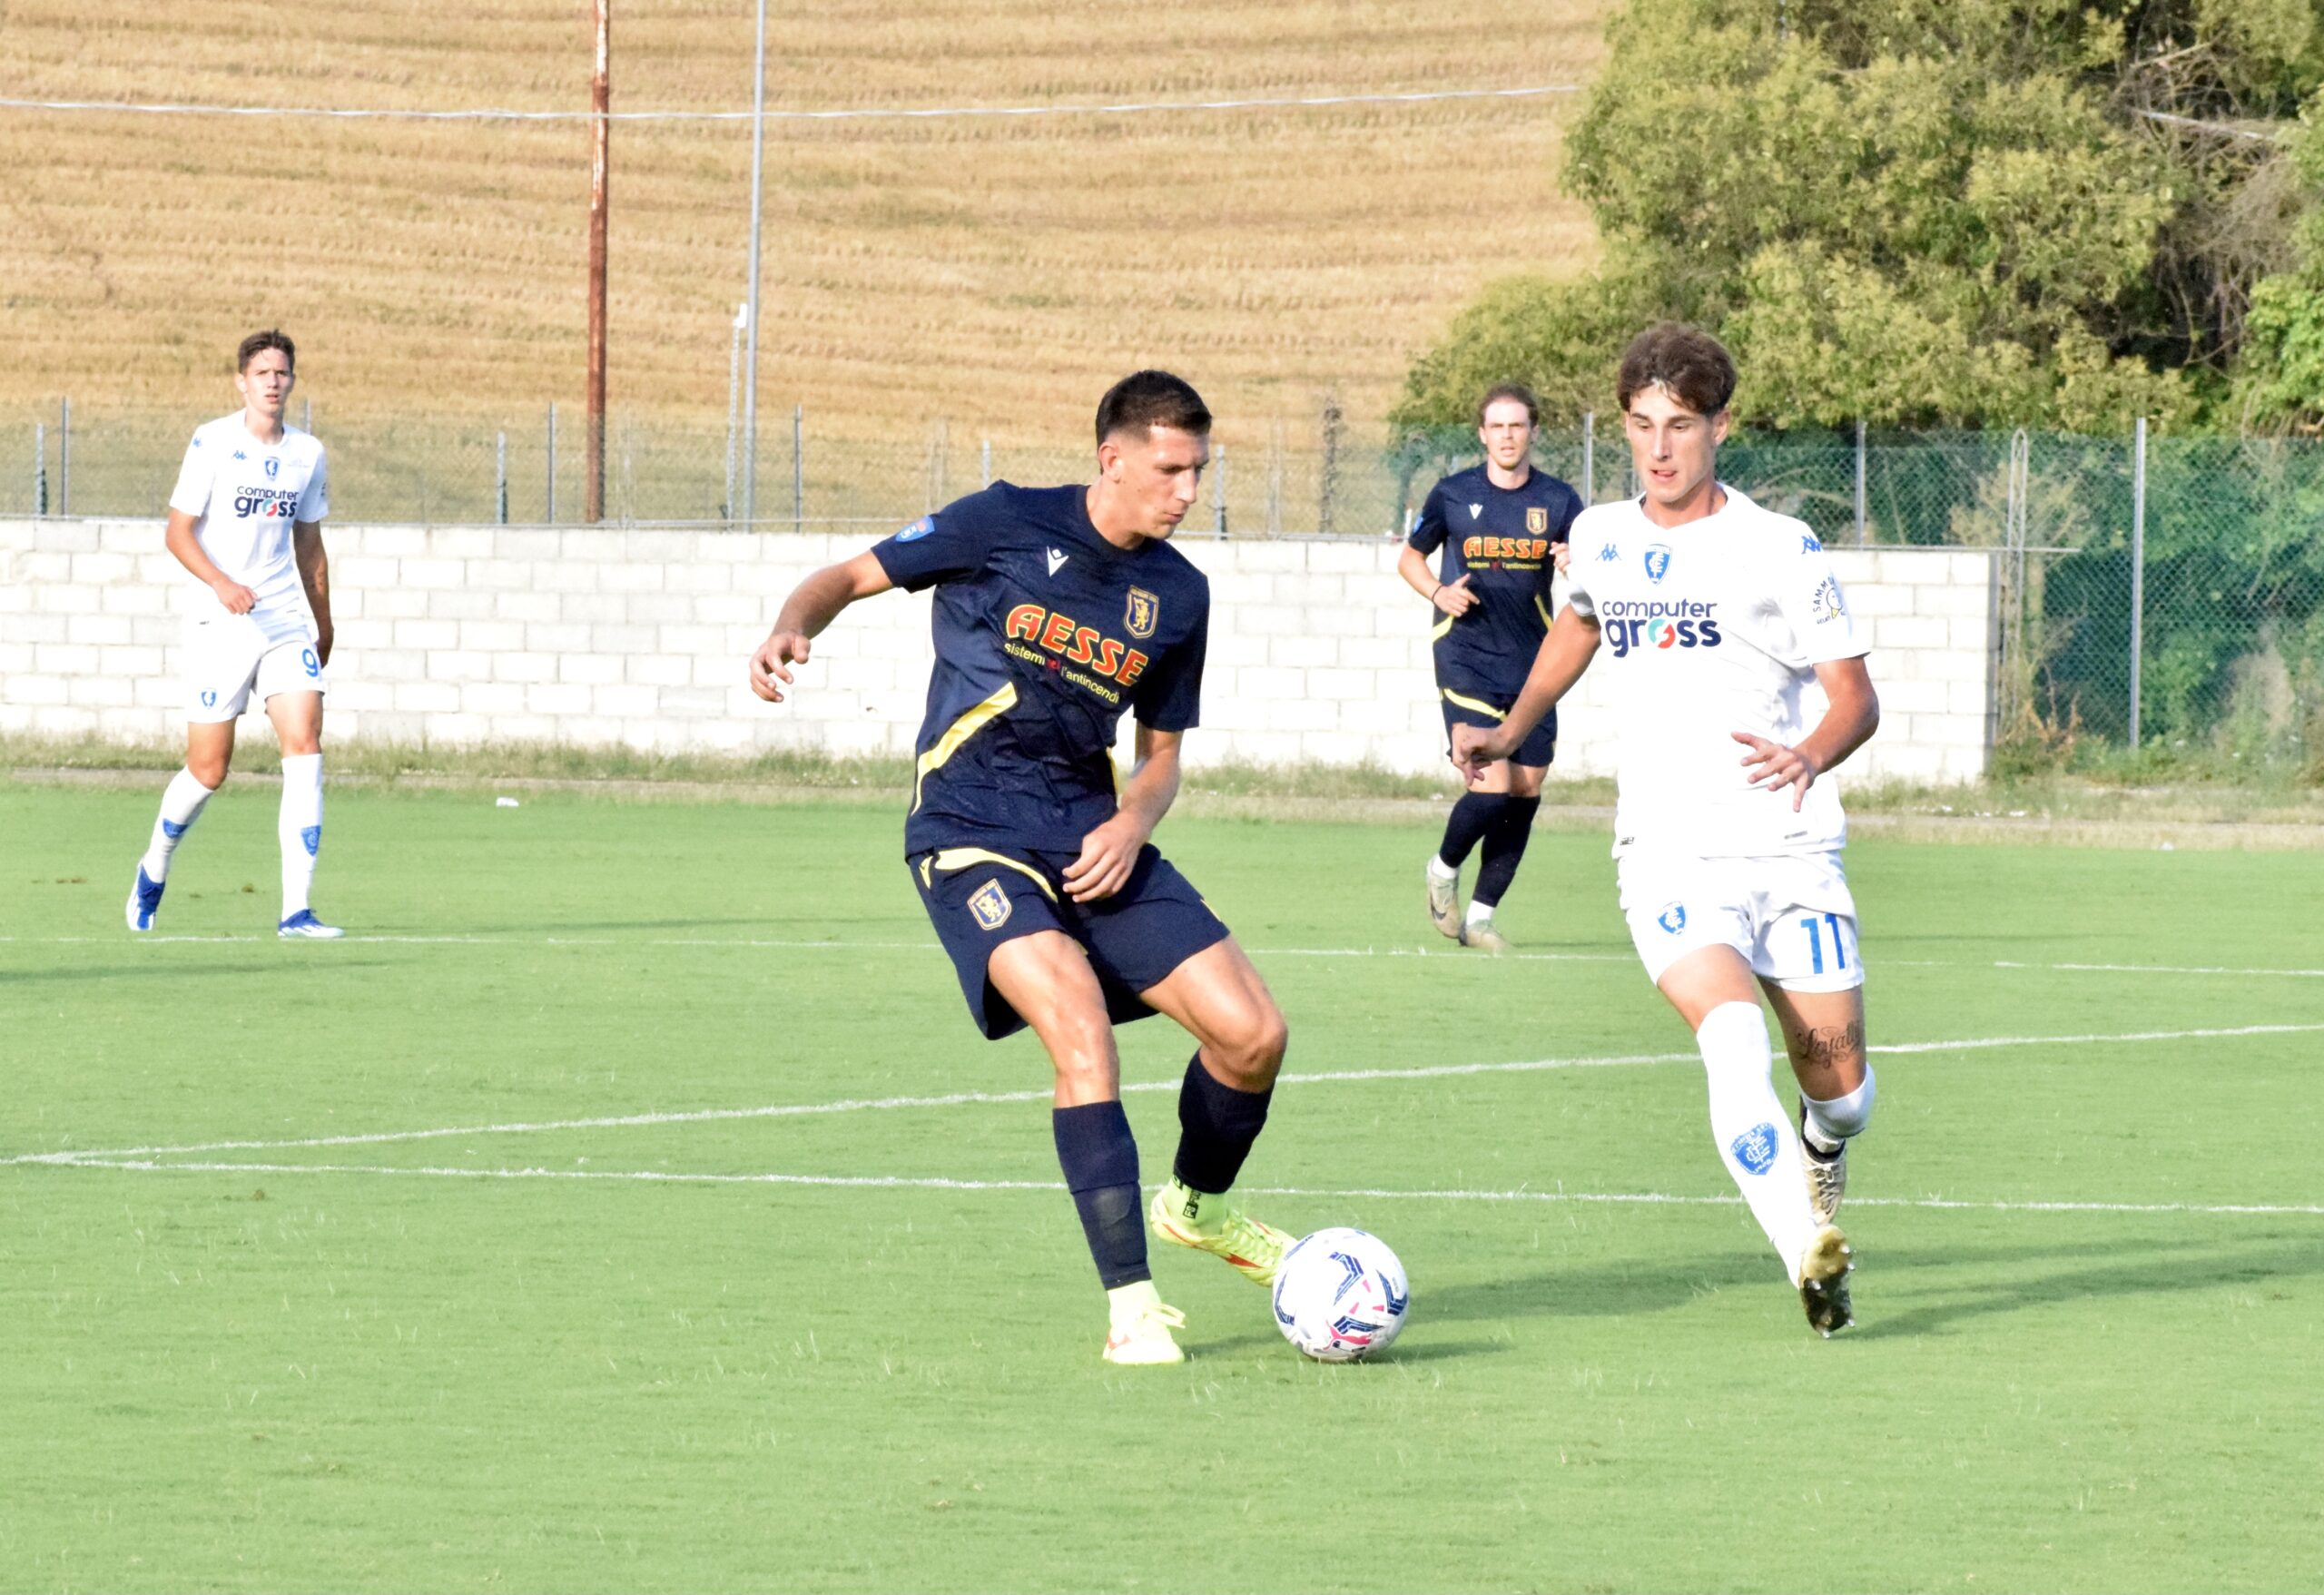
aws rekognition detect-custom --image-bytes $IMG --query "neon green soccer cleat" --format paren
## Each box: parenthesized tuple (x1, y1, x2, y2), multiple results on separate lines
(1149, 1178, 1292, 1286)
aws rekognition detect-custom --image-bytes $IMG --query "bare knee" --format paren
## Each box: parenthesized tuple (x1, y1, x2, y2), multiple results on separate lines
(186, 753, 231, 789)
(1044, 1010, 1121, 1105)
(1209, 1003, 1289, 1091)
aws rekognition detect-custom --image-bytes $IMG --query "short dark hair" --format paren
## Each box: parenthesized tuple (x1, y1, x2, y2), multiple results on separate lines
(237, 329, 296, 373)
(1616, 323, 1735, 417)
(1095, 369, 1211, 446)
(1476, 382, 1540, 428)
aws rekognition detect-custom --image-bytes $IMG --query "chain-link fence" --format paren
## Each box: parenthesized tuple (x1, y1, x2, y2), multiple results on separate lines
(10, 404, 2320, 769)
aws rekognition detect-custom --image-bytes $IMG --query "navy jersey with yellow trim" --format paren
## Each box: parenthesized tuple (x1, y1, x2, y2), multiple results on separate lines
(1408, 464, 1581, 696)
(872, 482, 1209, 857)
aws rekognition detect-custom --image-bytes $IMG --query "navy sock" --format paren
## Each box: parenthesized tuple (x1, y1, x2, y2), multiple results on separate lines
(1052, 1101, 1148, 1289)
(1472, 796, 1541, 909)
(1172, 1053, 1275, 1195)
(1435, 791, 1504, 870)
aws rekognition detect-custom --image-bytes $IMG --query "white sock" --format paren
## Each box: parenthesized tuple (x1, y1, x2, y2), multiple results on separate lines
(1106, 1278, 1162, 1325)
(279, 753, 324, 919)
(1802, 1067, 1876, 1153)
(140, 768, 217, 881)
(1428, 855, 1458, 881)
(1464, 899, 1494, 927)
(1696, 1000, 1819, 1275)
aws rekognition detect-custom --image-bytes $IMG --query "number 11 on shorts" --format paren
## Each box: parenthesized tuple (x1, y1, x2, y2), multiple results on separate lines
(1800, 911, 1847, 975)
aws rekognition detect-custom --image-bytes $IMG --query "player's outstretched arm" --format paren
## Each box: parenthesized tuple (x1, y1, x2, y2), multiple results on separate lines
(1449, 605, 1600, 783)
(1064, 724, 1183, 903)
(749, 551, 893, 704)
(163, 508, 256, 615)
(1733, 657, 1881, 811)
(292, 520, 333, 665)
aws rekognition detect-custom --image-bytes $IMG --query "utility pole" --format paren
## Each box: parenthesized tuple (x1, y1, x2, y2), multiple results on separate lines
(585, 0, 610, 523)
(741, 0, 768, 527)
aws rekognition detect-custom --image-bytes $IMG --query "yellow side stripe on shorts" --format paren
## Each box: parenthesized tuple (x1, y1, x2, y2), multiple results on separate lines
(1430, 614, 1454, 642)
(1441, 688, 1507, 722)
(930, 847, 1058, 903)
(1534, 592, 1553, 628)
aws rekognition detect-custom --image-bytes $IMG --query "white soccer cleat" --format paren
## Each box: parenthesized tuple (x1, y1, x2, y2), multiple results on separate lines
(277, 909, 345, 940)
(1102, 1299, 1188, 1365)
(1425, 861, 1462, 940)
(1800, 1114, 1847, 1227)
(1459, 919, 1514, 954)
(126, 865, 165, 932)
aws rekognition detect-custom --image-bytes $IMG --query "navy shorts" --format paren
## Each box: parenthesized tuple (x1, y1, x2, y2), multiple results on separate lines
(1440, 686, 1557, 768)
(908, 842, 1231, 1040)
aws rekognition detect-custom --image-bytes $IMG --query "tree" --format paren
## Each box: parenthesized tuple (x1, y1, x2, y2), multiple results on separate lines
(1393, 0, 2322, 435)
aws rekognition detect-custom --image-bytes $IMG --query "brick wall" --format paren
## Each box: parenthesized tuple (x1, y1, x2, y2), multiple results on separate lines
(0, 519, 1995, 784)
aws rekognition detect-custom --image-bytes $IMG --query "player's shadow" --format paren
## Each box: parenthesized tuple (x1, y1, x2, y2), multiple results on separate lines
(1193, 1327, 1512, 1363)
(1857, 1231, 2323, 1338)
(1424, 1254, 1777, 1323)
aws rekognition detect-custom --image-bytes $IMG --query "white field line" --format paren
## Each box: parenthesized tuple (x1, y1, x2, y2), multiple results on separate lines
(11, 935, 2324, 979)
(30, 1157, 2324, 1217)
(8, 1022, 2318, 1170)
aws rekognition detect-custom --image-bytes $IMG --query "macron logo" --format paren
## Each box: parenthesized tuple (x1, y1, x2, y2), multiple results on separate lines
(1046, 547, 1068, 576)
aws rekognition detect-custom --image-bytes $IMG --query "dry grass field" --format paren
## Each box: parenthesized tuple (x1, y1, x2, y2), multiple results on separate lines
(0, 0, 1604, 452)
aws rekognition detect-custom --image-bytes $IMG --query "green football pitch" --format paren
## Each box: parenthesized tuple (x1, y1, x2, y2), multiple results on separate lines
(3, 781, 2319, 1593)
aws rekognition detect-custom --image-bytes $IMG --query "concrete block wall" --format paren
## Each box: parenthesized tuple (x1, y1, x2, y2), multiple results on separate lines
(0, 519, 1995, 785)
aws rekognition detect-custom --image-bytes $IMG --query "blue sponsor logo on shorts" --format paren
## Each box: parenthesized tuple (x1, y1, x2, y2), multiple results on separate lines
(201, 690, 218, 707)
(1730, 1122, 1779, 1176)
(896, 516, 934, 543)
(1656, 901, 1687, 934)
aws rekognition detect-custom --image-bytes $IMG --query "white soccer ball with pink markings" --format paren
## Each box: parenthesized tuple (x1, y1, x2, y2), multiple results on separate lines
(1270, 1226, 1410, 1362)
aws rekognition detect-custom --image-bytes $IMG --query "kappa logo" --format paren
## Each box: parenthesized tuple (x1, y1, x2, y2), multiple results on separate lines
(968, 879, 1012, 931)
(1801, 532, 1823, 554)
(1729, 1122, 1779, 1177)
(1124, 586, 1158, 639)
(1597, 543, 1619, 563)
(1643, 545, 1673, 584)
(1656, 901, 1687, 934)
(1467, 503, 1483, 520)
(894, 516, 933, 543)
(231, 450, 247, 462)
(1526, 506, 1549, 536)
(1046, 547, 1068, 576)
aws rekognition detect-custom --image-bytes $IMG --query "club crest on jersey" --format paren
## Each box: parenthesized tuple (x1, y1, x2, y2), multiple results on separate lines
(1656, 901, 1687, 934)
(1526, 507, 1549, 536)
(968, 879, 1012, 931)
(1643, 545, 1672, 584)
(1124, 587, 1159, 639)
(1729, 1122, 1779, 1177)
(264, 458, 280, 479)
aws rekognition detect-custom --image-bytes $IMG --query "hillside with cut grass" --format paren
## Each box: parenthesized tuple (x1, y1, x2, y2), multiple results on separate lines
(0, 0, 1604, 450)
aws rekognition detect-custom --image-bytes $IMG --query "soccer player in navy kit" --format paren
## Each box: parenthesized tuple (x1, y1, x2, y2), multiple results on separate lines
(1398, 383, 1582, 952)
(748, 372, 1292, 1365)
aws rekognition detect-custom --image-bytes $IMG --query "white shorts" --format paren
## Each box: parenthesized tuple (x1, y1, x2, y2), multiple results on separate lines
(182, 610, 326, 723)
(1616, 849, 1864, 993)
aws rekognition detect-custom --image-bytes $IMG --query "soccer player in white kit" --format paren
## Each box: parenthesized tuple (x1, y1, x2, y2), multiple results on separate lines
(125, 330, 343, 939)
(1452, 324, 1880, 1335)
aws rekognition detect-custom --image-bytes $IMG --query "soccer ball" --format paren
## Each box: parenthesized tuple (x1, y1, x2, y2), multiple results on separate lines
(1270, 1226, 1410, 1362)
